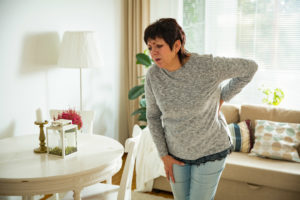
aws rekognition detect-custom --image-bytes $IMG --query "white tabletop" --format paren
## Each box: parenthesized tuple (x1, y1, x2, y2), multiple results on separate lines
(0, 134, 124, 198)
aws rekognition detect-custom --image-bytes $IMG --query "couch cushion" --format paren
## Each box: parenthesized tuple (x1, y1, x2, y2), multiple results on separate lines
(153, 176, 172, 192)
(240, 104, 300, 130)
(222, 152, 300, 192)
(221, 104, 240, 124)
(228, 120, 252, 152)
(250, 120, 300, 162)
(216, 178, 300, 200)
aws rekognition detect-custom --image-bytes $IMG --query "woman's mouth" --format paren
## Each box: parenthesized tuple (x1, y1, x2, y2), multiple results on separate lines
(155, 58, 161, 62)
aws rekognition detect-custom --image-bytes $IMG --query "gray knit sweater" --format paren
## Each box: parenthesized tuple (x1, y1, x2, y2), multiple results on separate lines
(145, 53, 258, 160)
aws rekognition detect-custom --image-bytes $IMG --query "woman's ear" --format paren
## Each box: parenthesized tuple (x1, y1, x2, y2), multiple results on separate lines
(173, 40, 181, 53)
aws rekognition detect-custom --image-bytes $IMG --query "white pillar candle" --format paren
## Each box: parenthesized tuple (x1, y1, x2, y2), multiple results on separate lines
(36, 108, 43, 123)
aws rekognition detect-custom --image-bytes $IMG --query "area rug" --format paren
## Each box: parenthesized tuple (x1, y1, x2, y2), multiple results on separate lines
(132, 191, 174, 200)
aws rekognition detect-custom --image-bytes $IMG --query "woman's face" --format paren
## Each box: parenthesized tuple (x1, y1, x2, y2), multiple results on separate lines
(147, 37, 180, 69)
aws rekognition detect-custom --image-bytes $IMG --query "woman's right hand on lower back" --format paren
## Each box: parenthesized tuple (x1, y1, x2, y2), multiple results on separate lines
(218, 99, 224, 116)
(161, 155, 185, 183)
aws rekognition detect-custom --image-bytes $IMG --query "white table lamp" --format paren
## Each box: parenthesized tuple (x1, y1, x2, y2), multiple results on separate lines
(58, 31, 102, 112)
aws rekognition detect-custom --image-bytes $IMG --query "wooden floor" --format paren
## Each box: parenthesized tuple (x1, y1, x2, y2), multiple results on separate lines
(112, 153, 174, 199)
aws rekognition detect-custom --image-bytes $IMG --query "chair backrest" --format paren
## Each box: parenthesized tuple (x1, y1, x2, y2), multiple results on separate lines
(117, 125, 142, 200)
(49, 109, 95, 134)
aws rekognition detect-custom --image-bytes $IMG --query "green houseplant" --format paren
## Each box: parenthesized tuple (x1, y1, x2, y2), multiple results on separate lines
(259, 86, 285, 106)
(128, 52, 153, 128)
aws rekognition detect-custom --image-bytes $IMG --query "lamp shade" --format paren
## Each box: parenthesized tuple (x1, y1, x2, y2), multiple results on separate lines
(58, 31, 102, 68)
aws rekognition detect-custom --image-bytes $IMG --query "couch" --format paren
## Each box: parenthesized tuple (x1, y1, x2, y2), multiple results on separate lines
(149, 104, 300, 200)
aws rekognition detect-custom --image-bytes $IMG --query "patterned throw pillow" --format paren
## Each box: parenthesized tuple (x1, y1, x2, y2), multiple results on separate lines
(251, 120, 300, 162)
(228, 120, 252, 152)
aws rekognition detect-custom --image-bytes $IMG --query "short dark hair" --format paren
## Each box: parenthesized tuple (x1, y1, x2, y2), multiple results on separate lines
(144, 18, 188, 64)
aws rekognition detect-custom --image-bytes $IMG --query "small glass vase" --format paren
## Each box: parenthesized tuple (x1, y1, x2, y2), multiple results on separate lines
(46, 123, 78, 158)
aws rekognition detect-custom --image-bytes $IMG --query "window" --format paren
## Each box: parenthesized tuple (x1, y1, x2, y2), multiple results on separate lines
(183, 0, 300, 109)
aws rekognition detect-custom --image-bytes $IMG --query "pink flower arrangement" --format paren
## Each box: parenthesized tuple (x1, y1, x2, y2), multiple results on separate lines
(56, 109, 82, 129)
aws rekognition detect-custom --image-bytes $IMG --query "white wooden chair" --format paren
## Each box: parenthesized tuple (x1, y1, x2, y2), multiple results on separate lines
(49, 109, 95, 135)
(62, 125, 142, 200)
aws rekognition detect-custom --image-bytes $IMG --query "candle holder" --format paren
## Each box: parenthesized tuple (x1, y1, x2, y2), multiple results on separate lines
(34, 120, 48, 153)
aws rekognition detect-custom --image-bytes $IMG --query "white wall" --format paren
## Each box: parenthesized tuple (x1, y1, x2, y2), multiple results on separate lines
(0, 0, 127, 142)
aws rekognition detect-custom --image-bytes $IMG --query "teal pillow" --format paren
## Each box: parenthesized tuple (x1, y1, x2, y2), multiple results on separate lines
(228, 120, 252, 152)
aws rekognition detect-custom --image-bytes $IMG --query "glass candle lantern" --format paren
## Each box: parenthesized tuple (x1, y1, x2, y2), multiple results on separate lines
(46, 121, 78, 158)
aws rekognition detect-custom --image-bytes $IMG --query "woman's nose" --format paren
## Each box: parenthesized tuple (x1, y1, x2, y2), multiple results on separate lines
(151, 48, 158, 55)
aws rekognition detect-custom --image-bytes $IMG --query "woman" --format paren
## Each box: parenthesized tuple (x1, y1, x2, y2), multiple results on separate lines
(144, 18, 258, 200)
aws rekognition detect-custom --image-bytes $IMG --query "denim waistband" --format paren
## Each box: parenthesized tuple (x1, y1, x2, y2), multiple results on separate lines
(170, 145, 233, 166)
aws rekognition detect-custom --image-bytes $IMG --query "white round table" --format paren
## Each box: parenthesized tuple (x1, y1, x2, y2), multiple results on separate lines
(0, 134, 124, 200)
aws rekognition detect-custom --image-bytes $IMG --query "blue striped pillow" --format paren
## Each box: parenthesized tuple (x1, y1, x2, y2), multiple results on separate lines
(228, 120, 252, 152)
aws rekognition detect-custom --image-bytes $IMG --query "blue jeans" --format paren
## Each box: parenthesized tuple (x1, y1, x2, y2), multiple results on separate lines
(170, 158, 226, 200)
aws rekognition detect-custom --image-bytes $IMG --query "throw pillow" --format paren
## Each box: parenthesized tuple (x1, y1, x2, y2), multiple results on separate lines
(251, 120, 300, 162)
(228, 120, 252, 152)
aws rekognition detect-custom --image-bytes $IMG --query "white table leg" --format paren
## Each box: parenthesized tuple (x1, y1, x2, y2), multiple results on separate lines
(73, 189, 81, 200)
(106, 176, 112, 184)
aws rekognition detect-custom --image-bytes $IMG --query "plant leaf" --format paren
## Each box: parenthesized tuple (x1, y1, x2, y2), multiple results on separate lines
(128, 85, 145, 100)
(136, 53, 152, 67)
(138, 112, 147, 122)
(131, 107, 146, 116)
(140, 98, 146, 108)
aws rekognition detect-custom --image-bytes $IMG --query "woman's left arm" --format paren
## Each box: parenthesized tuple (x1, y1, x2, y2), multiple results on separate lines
(213, 57, 258, 102)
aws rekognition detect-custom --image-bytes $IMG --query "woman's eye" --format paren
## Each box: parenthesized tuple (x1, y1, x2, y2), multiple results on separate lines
(148, 47, 152, 51)
(157, 45, 163, 48)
